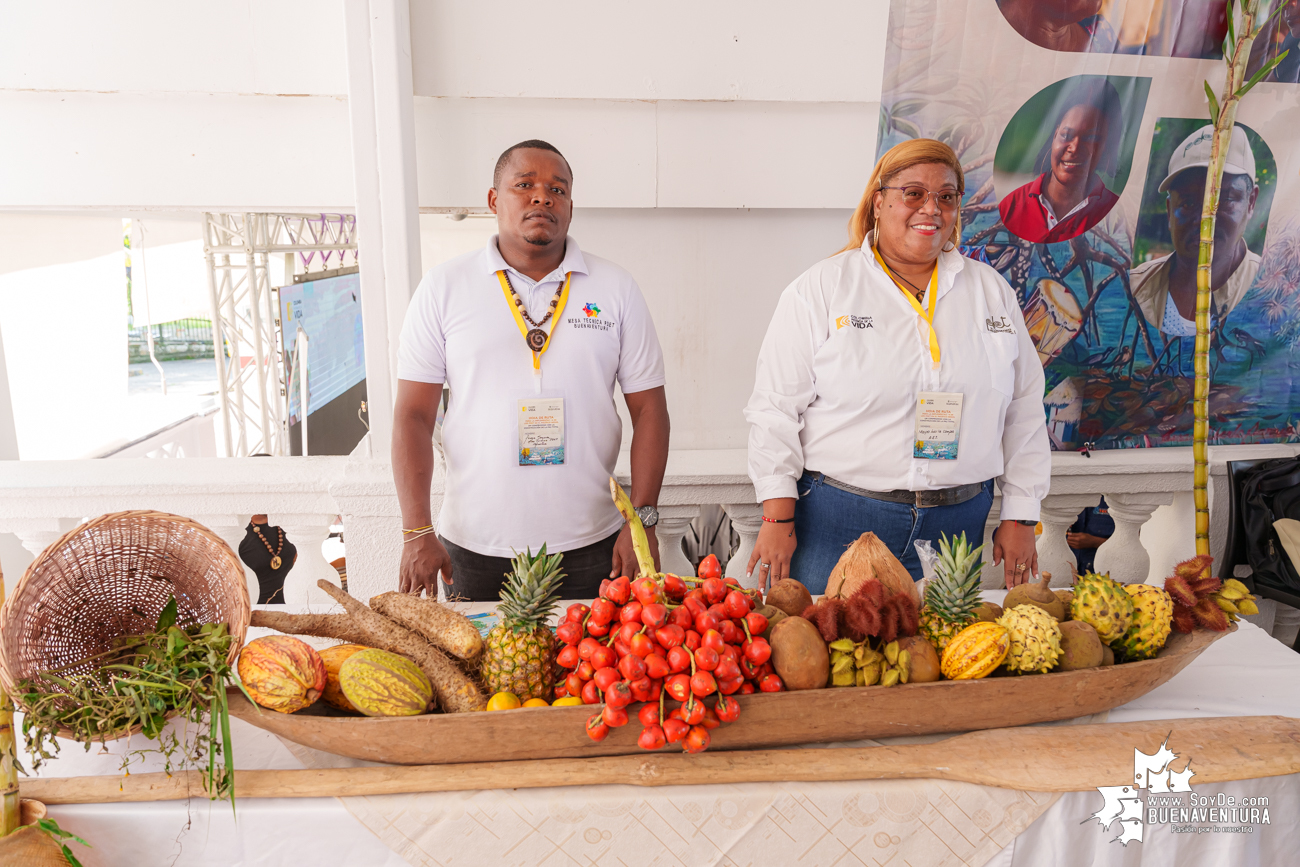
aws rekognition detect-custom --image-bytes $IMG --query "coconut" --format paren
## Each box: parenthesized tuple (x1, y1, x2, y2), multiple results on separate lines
(824, 532, 921, 608)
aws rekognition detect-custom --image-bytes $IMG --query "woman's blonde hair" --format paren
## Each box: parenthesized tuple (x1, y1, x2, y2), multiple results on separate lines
(840, 138, 966, 254)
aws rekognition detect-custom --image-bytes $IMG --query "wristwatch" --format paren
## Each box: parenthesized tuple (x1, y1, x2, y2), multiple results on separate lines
(634, 505, 659, 528)
(1013, 519, 1037, 526)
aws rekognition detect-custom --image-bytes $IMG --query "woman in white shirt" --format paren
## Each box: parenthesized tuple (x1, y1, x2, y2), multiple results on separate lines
(744, 139, 1051, 593)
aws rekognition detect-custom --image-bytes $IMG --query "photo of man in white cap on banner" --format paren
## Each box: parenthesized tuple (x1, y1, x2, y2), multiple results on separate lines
(1132, 123, 1263, 338)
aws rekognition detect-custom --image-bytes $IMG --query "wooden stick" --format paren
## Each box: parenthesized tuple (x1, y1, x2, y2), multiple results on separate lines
(19, 715, 1300, 804)
(0, 570, 19, 835)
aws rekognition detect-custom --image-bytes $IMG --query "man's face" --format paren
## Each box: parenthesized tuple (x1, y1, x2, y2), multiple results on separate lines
(1284, 0, 1300, 37)
(1166, 169, 1258, 266)
(1050, 104, 1107, 190)
(488, 149, 573, 248)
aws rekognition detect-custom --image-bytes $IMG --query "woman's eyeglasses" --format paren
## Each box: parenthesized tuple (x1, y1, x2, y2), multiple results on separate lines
(879, 185, 961, 211)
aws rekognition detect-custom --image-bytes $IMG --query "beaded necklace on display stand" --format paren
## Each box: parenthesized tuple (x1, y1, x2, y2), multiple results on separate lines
(252, 525, 285, 570)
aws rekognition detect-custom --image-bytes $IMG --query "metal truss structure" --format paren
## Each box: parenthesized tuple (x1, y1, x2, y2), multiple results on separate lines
(203, 213, 358, 457)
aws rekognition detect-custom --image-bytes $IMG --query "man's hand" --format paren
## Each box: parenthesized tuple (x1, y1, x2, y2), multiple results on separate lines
(399, 533, 453, 596)
(611, 524, 659, 579)
(992, 521, 1039, 589)
(1066, 531, 1108, 549)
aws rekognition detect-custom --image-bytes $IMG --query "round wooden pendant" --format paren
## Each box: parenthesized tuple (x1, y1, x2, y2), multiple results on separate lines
(525, 328, 548, 352)
(270, 555, 282, 570)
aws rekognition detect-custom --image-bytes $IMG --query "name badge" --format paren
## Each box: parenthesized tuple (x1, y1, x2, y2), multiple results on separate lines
(914, 392, 963, 460)
(518, 398, 565, 466)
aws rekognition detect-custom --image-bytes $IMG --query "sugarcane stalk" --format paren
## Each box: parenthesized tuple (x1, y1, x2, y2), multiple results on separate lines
(1193, 0, 1284, 555)
(609, 477, 656, 579)
(0, 568, 20, 836)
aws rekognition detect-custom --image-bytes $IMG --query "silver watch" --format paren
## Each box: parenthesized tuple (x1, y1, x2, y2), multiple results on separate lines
(634, 505, 659, 528)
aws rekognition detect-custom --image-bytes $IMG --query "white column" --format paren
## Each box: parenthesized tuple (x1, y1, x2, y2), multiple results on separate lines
(722, 504, 764, 590)
(654, 505, 700, 578)
(11, 520, 81, 562)
(275, 515, 340, 606)
(1036, 494, 1101, 587)
(343, 0, 423, 460)
(1093, 492, 1175, 585)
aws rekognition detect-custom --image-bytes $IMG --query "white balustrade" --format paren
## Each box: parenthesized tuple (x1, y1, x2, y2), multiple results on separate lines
(0, 445, 1296, 606)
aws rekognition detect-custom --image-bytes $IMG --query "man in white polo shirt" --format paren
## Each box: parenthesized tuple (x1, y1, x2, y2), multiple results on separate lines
(393, 140, 670, 600)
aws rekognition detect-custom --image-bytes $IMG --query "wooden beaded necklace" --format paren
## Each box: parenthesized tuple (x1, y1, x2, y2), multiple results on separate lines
(500, 271, 566, 352)
(252, 524, 285, 570)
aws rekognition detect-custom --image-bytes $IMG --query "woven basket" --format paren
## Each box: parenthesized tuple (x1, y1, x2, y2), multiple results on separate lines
(0, 511, 250, 731)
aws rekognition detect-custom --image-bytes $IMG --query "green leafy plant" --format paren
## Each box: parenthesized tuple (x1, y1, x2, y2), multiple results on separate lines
(16, 598, 245, 806)
(36, 817, 91, 867)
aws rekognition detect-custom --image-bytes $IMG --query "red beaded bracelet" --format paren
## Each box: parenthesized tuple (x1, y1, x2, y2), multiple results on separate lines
(762, 516, 795, 524)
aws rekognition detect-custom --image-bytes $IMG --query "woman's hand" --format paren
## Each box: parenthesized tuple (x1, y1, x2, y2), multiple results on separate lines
(746, 498, 797, 591)
(992, 521, 1039, 589)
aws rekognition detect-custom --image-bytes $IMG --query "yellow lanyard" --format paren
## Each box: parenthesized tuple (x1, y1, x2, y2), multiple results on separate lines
(873, 247, 940, 369)
(497, 270, 572, 372)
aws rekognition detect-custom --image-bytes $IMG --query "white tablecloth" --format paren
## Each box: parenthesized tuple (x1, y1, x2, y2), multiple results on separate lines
(21, 605, 1300, 867)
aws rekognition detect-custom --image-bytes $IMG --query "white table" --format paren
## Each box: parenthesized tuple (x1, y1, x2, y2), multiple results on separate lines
(21, 605, 1300, 867)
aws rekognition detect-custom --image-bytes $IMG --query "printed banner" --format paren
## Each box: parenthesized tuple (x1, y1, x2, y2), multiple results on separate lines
(880, 0, 1300, 450)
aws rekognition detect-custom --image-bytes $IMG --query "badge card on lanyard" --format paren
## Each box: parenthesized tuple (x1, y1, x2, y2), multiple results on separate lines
(518, 397, 565, 466)
(499, 270, 572, 466)
(914, 392, 963, 460)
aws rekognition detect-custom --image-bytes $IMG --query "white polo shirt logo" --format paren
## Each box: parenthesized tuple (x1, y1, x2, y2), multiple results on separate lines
(568, 302, 615, 332)
(836, 314, 874, 330)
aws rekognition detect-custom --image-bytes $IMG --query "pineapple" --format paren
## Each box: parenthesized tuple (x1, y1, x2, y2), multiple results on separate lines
(996, 604, 1063, 673)
(918, 533, 984, 653)
(482, 545, 565, 701)
(1115, 585, 1173, 661)
(1070, 571, 1135, 645)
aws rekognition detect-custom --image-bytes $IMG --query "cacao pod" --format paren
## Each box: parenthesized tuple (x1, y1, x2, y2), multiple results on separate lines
(940, 622, 1010, 680)
(339, 648, 434, 717)
(238, 635, 327, 713)
(319, 643, 370, 712)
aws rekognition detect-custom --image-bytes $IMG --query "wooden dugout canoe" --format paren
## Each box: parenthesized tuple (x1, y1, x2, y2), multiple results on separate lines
(228, 625, 1232, 766)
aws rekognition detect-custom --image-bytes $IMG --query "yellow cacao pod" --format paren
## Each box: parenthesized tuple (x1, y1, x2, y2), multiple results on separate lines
(339, 648, 433, 717)
(238, 635, 327, 713)
(940, 622, 1010, 680)
(319, 643, 370, 712)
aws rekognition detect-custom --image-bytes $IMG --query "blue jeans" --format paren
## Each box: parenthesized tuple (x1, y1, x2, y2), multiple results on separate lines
(788, 472, 995, 594)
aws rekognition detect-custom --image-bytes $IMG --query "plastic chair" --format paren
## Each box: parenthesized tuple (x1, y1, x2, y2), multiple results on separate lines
(1218, 459, 1300, 651)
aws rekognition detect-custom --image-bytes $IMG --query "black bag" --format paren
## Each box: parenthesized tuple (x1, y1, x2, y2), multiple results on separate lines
(1240, 456, 1300, 593)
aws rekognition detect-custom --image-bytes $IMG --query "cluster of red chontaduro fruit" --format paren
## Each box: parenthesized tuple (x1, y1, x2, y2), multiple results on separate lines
(554, 554, 780, 754)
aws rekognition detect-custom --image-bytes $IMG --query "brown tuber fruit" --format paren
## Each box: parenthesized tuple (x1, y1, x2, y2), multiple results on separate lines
(974, 601, 1003, 623)
(1004, 571, 1065, 620)
(769, 616, 830, 690)
(1100, 645, 1115, 666)
(896, 636, 941, 682)
(1054, 589, 1074, 619)
(766, 579, 814, 618)
(757, 605, 787, 640)
(1055, 621, 1105, 671)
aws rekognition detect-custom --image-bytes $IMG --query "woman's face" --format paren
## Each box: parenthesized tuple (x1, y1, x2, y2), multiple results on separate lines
(1050, 104, 1107, 190)
(1043, 0, 1104, 25)
(872, 163, 961, 265)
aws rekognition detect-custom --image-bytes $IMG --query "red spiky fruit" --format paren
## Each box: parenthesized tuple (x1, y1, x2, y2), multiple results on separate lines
(849, 578, 886, 611)
(842, 595, 881, 641)
(1171, 605, 1197, 634)
(1192, 597, 1230, 631)
(1174, 555, 1213, 582)
(1164, 575, 1197, 608)
(1189, 576, 1223, 598)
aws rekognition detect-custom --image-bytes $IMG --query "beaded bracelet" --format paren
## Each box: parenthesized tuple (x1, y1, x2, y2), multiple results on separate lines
(762, 516, 795, 524)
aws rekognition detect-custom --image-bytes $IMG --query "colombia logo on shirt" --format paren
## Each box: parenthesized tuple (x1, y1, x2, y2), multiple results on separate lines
(570, 303, 614, 332)
(836, 314, 874, 330)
